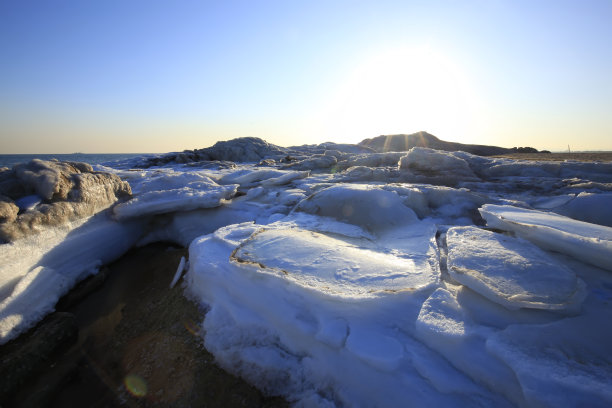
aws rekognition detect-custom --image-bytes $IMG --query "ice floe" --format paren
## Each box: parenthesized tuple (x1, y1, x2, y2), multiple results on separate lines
(480, 204, 612, 271)
(446, 226, 586, 311)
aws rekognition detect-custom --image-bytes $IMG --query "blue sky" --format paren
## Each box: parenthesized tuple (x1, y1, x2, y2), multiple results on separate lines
(1, 0, 610, 153)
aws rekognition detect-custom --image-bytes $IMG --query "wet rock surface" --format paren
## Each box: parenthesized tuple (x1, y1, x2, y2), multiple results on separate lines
(0, 243, 287, 408)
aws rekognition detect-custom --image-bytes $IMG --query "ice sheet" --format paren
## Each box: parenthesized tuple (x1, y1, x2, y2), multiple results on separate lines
(479, 204, 612, 271)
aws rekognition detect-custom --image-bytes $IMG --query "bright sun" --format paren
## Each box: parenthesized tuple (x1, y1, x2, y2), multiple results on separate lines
(314, 46, 481, 144)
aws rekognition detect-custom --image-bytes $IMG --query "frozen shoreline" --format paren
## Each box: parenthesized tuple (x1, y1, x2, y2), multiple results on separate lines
(2, 138, 612, 407)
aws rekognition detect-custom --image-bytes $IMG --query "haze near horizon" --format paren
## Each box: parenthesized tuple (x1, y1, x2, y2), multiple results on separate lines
(1, 0, 610, 154)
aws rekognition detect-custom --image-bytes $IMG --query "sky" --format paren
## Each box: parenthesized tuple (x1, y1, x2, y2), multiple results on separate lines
(0, 0, 611, 153)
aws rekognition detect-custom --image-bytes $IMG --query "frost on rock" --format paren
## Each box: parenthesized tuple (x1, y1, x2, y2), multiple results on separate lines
(446, 226, 586, 311)
(0, 160, 131, 242)
(479, 204, 612, 271)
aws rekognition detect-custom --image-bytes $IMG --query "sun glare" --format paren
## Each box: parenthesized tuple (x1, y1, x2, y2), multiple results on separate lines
(314, 46, 481, 144)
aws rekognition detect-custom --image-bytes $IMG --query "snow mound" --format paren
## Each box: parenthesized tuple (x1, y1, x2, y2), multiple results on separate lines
(446, 226, 586, 311)
(479, 204, 612, 271)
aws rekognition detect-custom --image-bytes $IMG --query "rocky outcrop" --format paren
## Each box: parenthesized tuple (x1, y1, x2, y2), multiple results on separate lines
(140, 137, 289, 167)
(0, 160, 131, 242)
(359, 131, 537, 156)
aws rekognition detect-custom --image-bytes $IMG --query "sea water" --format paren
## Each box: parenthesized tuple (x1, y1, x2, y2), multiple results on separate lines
(0, 153, 149, 168)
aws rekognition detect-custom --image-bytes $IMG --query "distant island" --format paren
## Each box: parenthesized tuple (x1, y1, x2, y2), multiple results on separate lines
(359, 131, 547, 155)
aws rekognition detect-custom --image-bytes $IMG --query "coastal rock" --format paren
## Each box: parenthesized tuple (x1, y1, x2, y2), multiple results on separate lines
(139, 137, 288, 167)
(0, 195, 19, 223)
(359, 131, 516, 156)
(201, 137, 287, 162)
(0, 160, 131, 242)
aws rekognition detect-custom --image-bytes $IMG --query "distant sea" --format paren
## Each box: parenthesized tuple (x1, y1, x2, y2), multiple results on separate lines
(0, 153, 149, 168)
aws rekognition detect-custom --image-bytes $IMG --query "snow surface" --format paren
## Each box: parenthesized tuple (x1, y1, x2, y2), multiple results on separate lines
(2, 142, 612, 407)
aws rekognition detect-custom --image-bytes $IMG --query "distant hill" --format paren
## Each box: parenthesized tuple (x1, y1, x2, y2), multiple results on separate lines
(359, 132, 540, 156)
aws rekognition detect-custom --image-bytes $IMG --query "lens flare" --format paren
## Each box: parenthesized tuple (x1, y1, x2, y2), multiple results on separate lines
(183, 318, 200, 336)
(124, 374, 147, 397)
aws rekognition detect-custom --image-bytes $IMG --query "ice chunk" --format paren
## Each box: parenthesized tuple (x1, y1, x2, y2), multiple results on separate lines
(219, 169, 308, 187)
(479, 204, 612, 271)
(170, 256, 186, 288)
(555, 192, 612, 227)
(416, 288, 526, 406)
(185, 220, 467, 406)
(112, 171, 238, 220)
(233, 228, 438, 298)
(446, 226, 586, 311)
(113, 185, 237, 219)
(487, 308, 612, 407)
(399, 147, 478, 179)
(281, 155, 337, 170)
(14, 194, 41, 211)
(294, 184, 418, 232)
(314, 318, 348, 348)
(344, 325, 404, 371)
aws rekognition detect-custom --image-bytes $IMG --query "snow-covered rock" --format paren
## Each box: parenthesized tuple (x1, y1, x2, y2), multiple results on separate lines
(0, 160, 131, 242)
